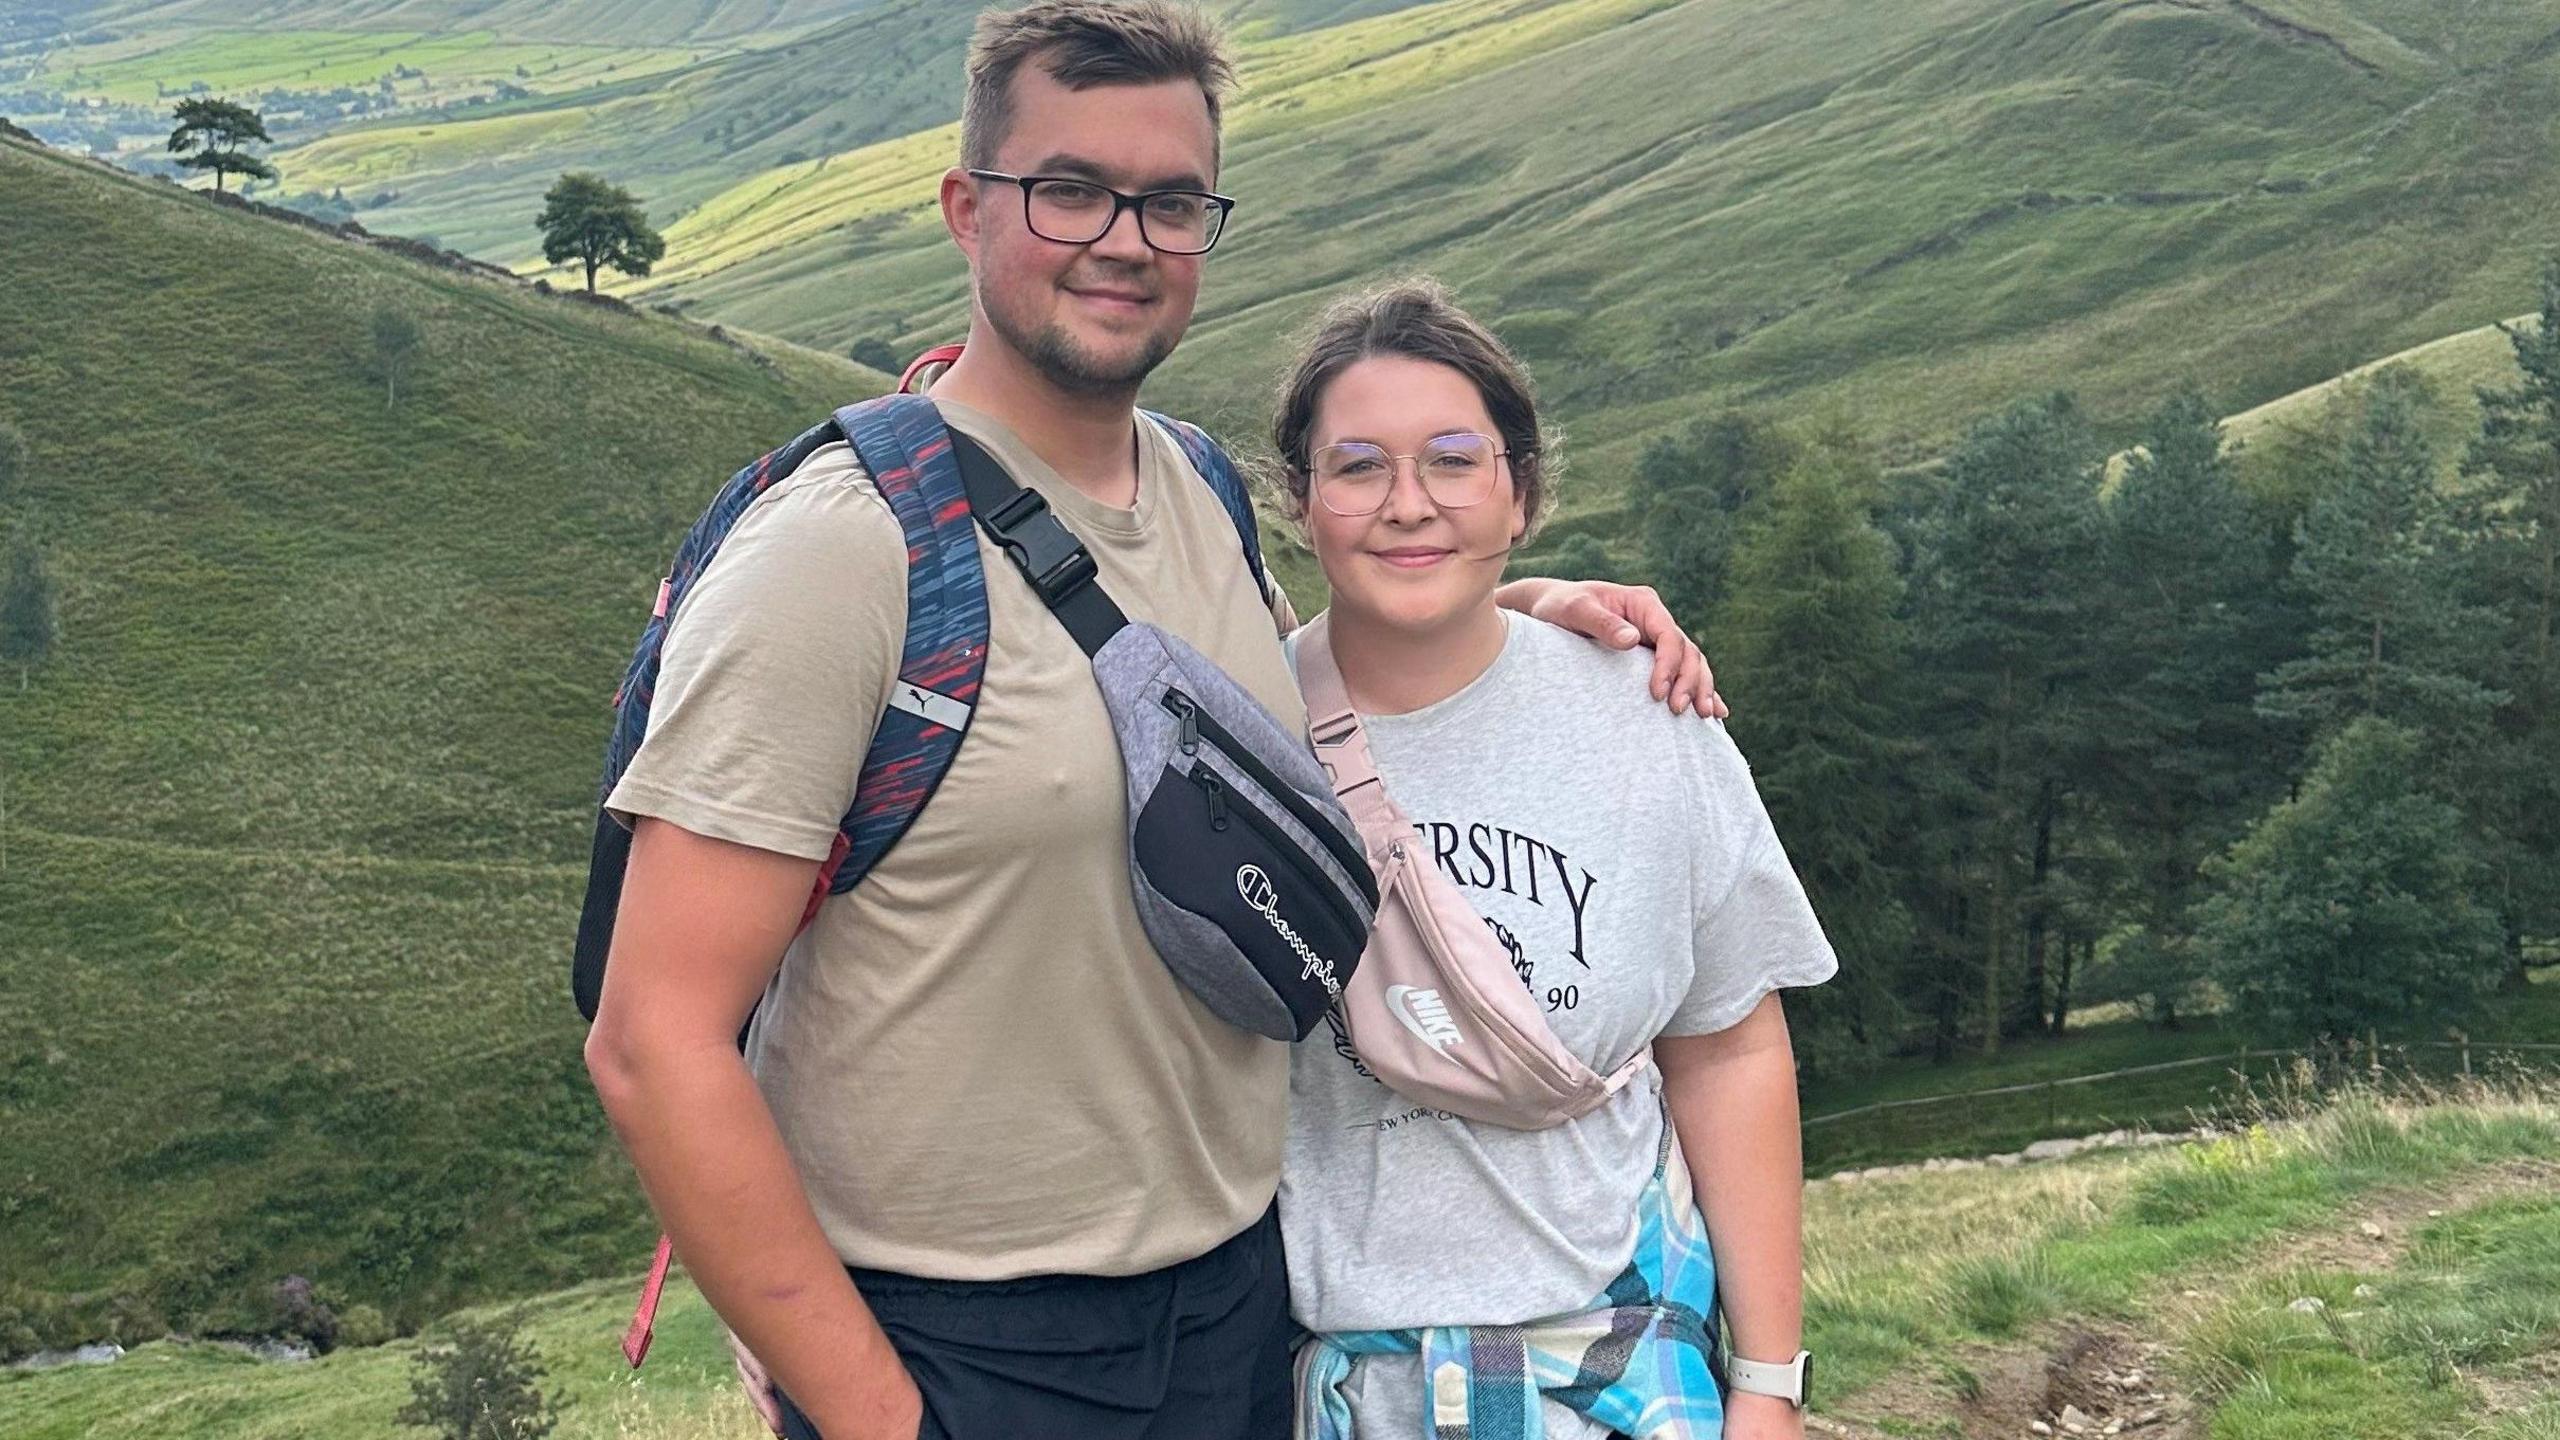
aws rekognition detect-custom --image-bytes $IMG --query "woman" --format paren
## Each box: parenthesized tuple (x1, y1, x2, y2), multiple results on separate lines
(1273, 281, 1837, 1440)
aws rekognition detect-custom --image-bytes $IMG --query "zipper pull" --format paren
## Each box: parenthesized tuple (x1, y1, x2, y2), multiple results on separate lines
(1194, 767, 1229, 830)
(1168, 692, 1200, 756)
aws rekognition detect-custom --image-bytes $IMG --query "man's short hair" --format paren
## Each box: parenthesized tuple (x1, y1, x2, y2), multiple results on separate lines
(961, 0, 1238, 172)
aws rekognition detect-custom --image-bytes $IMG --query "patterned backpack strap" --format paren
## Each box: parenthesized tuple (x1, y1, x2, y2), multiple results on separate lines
(817, 392, 991, 901)
(578, 410, 868, 1025)
(1144, 410, 1267, 595)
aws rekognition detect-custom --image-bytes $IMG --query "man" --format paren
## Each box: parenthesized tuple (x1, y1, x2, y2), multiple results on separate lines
(583, 4, 1716, 1437)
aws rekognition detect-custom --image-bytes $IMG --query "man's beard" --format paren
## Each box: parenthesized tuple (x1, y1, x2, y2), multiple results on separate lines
(982, 275, 1180, 398)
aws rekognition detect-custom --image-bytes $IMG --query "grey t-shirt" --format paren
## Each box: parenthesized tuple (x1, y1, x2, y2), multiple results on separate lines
(1280, 611, 1838, 1335)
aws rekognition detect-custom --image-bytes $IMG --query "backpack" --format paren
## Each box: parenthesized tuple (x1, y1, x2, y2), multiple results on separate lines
(572, 385, 1267, 1365)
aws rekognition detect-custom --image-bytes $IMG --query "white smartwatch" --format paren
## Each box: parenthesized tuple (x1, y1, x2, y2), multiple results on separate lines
(1726, 1349, 1812, 1408)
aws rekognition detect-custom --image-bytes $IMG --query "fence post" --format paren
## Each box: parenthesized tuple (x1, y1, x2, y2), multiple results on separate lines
(2455, 1030, 2472, 1079)
(2368, 1027, 2382, 1081)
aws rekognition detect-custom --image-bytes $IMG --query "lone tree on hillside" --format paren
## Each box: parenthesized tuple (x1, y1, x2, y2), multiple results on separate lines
(1, 531, 58, 691)
(370, 306, 423, 409)
(167, 97, 276, 194)
(535, 173, 666, 294)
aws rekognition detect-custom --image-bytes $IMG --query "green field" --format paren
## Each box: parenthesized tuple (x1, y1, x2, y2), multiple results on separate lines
(8, 1085, 2555, 1438)
(55, 0, 874, 48)
(0, 134, 891, 1349)
(37, 30, 704, 107)
(258, 0, 1468, 259)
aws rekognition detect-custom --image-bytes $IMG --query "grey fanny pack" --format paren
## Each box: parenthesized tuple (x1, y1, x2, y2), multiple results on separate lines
(952, 430, 1377, 1041)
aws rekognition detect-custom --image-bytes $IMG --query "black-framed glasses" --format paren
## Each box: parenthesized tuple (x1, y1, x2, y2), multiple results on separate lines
(967, 169, 1235, 255)
(1310, 433, 1509, 517)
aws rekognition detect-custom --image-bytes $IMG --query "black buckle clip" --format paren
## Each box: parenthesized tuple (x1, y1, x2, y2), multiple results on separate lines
(986, 490, 1098, 606)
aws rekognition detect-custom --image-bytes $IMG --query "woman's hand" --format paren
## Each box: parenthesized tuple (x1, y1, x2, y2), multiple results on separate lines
(1493, 576, 1725, 717)
(1723, 1389, 1807, 1440)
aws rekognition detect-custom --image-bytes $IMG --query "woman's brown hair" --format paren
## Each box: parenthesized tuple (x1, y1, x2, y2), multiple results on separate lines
(1269, 278, 1555, 540)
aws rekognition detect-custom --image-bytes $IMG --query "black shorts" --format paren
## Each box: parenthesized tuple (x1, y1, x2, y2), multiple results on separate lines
(774, 1205, 1291, 1440)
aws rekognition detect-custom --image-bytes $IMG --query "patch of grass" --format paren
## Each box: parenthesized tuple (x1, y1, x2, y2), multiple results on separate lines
(2379, 1196, 2560, 1370)
(2174, 1191, 2560, 1439)
(1941, 1250, 2072, 1337)
(2475, 1405, 2560, 1440)
(1932, 1357, 1983, 1403)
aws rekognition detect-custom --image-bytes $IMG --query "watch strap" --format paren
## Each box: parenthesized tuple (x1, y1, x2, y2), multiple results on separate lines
(1725, 1350, 1811, 1407)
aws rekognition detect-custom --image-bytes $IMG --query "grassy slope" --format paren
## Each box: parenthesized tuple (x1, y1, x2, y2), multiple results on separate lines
(8, 1086, 2555, 1438)
(260, 0, 1457, 259)
(626, 0, 2560, 495)
(0, 135, 891, 1343)
(2223, 313, 2539, 477)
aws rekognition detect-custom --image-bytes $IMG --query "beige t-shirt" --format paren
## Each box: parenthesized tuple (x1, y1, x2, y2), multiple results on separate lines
(607, 396, 1302, 1280)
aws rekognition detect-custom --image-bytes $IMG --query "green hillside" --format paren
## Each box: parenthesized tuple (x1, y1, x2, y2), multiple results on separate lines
(0, 2, 884, 174)
(0, 134, 891, 1349)
(260, 0, 1454, 259)
(2224, 313, 2539, 478)
(618, 0, 2560, 489)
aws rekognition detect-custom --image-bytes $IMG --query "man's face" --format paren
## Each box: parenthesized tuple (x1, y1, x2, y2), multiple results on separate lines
(951, 65, 1219, 397)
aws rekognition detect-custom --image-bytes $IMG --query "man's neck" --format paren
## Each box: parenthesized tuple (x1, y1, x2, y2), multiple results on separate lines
(1327, 600, 1509, 717)
(929, 328, 1142, 509)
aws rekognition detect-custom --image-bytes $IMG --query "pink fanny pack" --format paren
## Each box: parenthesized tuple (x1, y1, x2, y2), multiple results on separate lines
(1297, 615, 1648, 1130)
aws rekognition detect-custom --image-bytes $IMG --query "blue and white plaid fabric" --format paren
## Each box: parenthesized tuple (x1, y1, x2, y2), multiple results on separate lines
(1294, 1115, 1725, 1439)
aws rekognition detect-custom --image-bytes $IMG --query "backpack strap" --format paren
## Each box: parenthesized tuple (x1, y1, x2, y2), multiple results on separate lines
(1143, 410, 1267, 597)
(820, 393, 990, 900)
(612, 393, 990, 1370)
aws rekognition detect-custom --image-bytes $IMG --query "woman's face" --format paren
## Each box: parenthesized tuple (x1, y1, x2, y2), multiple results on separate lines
(1301, 353, 1528, 637)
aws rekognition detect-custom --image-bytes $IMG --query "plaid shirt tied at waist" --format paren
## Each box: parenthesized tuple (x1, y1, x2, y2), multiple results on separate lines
(1294, 1114, 1726, 1440)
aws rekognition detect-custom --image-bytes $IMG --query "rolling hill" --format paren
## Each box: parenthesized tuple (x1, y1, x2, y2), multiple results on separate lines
(0, 133, 891, 1348)
(2222, 313, 2539, 477)
(259, 0, 1454, 259)
(0, 1, 881, 174)
(618, 0, 2560, 487)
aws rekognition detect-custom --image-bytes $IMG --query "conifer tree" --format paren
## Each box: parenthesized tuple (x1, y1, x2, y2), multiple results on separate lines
(1905, 393, 2106, 1052)
(2094, 388, 2280, 1022)
(2259, 367, 2503, 740)
(1717, 431, 1909, 1075)
(2459, 258, 2560, 975)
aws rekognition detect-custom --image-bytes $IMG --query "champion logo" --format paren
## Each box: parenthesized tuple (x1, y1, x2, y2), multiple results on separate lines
(1237, 865, 1340, 998)
(1387, 984, 1465, 1051)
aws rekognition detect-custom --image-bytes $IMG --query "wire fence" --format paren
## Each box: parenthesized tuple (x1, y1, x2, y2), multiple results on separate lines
(1798, 1038, 2560, 1174)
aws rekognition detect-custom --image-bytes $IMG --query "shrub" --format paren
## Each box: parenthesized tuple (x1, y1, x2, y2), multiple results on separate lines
(396, 1313, 561, 1440)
